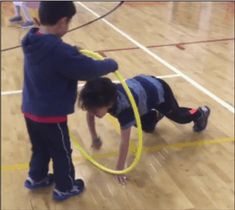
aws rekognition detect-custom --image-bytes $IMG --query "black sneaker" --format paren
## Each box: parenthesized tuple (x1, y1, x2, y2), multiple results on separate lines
(53, 179, 85, 201)
(9, 16, 23, 23)
(193, 106, 210, 132)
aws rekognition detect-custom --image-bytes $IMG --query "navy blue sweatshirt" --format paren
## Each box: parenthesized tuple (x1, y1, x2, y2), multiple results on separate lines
(21, 28, 118, 116)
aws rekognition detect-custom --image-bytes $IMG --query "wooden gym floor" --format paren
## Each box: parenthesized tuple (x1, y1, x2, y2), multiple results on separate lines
(1, 2, 234, 210)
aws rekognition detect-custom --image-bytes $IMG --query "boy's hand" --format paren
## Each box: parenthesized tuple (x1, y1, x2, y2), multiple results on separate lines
(115, 174, 128, 185)
(91, 137, 102, 149)
(75, 46, 83, 51)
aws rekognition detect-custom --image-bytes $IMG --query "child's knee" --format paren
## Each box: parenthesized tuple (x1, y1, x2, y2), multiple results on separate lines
(142, 125, 155, 133)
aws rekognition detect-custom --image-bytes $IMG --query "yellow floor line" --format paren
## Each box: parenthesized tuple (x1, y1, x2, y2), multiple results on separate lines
(2, 136, 234, 172)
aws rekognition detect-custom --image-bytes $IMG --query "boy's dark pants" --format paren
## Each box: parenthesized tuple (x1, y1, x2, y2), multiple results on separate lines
(140, 78, 200, 132)
(25, 117, 75, 192)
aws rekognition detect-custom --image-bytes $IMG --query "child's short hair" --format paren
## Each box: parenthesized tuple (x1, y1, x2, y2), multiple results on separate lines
(39, 1, 76, 25)
(79, 78, 117, 110)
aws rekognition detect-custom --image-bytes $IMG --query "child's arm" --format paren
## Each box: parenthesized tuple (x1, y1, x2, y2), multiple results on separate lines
(116, 127, 131, 170)
(56, 45, 118, 80)
(115, 127, 131, 184)
(86, 112, 102, 149)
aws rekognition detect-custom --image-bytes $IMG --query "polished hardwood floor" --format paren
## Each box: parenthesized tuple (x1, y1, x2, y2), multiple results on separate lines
(1, 2, 234, 210)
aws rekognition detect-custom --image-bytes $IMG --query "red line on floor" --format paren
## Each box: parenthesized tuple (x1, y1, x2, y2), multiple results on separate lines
(95, 38, 234, 53)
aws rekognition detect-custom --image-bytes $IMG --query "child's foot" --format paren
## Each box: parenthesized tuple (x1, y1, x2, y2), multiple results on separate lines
(53, 179, 85, 201)
(24, 173, 54, 189)
(9, 16, 23, 23)
(193, 106, 210, 132)
(21, 21, 34, 29)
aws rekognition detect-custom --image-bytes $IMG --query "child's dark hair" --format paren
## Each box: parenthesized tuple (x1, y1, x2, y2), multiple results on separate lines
(79, 78, 117, 110)
(39, 1, 76, 25)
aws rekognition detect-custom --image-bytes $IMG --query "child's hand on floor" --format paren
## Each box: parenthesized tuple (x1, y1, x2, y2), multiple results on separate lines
(91, 137, 102, 149)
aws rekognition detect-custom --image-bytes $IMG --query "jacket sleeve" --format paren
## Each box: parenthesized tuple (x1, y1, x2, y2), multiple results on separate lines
(56, 44, 118, 81)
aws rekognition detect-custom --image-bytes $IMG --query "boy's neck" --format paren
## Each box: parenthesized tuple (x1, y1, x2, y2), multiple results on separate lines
(38, 25, 59, 36)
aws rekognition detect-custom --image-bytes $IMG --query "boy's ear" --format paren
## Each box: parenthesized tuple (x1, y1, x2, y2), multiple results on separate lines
(57, 17, 69, 26)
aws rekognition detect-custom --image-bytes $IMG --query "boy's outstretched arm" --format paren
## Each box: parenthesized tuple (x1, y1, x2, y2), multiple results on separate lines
(115, 127, 131, 184)
(86, 112, 102, 149)
(56, 45, 118, 80)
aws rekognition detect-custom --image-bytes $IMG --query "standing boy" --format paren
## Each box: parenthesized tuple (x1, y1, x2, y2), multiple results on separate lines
(22, 2, 118, 201)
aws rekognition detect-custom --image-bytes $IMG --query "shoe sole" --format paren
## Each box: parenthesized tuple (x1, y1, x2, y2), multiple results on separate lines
(53, 188, 85, 201)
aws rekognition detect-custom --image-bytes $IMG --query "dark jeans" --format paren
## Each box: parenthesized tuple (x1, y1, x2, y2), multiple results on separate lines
(156, 79, 200, 123)
(25, 117, 75, 192)
(140, 110, 159, 132)
(139, 78, 201, 132)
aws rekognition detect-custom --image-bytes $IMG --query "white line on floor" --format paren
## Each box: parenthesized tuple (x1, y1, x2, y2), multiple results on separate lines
(1, 74, 180, 96)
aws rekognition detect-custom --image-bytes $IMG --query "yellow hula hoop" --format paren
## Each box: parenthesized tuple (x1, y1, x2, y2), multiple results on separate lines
(70, 49, 143, 175)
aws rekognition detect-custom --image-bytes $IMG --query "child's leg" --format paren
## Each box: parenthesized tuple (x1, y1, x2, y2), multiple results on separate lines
(162, 106, 201, 124)
(13, 4, 21, 17)
(44, 122, 84, 201)
(140, 110, 164, 133)
(157, 79, 210, 131)
(25, 118, 51, 181)
(26, 119, 84, 200)
(44, 122, 76, 192)
(19, 2, 34, 28)
(20, 2, 33, 22)
(9, 2, 23, 23)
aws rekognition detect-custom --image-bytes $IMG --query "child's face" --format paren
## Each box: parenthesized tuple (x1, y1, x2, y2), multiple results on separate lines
(89, 106, 111, 118)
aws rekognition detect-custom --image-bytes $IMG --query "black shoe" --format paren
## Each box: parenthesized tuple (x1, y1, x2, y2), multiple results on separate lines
(9, 16, 23, 23)
(53, 179, 85, 201)
(193, 106, 210, 132)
